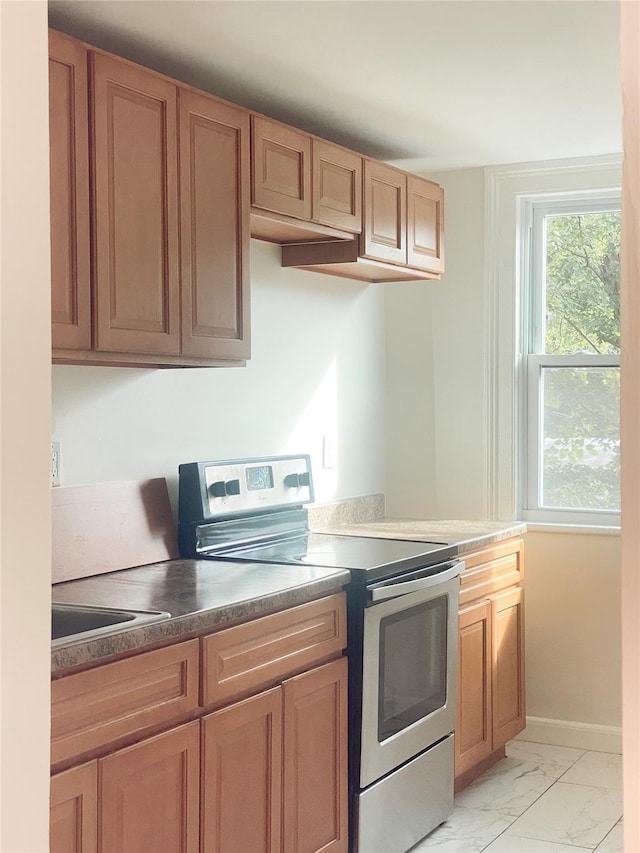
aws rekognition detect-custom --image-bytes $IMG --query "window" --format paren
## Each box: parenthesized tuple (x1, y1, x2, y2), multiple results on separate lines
(521, 192, 621, 526)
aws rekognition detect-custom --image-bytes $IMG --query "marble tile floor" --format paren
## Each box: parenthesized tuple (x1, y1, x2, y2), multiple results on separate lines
(411, 741, 623, 853)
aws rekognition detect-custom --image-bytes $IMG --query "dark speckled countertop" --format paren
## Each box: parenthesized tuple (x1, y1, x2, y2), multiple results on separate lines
(51, 559, 350, 675)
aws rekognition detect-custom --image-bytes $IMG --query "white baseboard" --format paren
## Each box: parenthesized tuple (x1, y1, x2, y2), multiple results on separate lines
(514, 716, 622, 754)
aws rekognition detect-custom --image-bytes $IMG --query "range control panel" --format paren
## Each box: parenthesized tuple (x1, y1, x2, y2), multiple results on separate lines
(178, 454, 314, 523)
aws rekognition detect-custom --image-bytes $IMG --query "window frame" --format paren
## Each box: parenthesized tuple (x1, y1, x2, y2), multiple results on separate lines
(520, 191, 621, 527)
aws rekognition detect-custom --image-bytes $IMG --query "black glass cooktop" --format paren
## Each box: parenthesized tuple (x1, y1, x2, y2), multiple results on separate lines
(212, 532, 458, 581)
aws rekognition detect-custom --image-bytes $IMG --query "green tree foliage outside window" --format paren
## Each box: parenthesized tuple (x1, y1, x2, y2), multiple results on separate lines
(541, 211, 620, 512)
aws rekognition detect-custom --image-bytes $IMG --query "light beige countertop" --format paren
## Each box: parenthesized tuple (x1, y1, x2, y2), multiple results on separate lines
(313, 518, 527, 554)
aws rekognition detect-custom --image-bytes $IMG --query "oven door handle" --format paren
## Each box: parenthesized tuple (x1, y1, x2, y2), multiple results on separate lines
(367, 561, 462, 602)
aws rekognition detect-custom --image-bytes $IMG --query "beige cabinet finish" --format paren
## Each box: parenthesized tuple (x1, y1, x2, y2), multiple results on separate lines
(252, 116, 312, 220)
(455, 538, 526, 790)
(48, 30, 91, 351)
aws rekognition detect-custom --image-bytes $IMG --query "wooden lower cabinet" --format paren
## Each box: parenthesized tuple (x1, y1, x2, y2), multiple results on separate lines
(51, 594, 348, 853)
(100, 722, 200, 853)
(455, 539, 526, 790)
(202, 687, 283, 853)
(50, 722, 199, 853)
(50, 761, 98, 853)
(202, 658, 348, 853)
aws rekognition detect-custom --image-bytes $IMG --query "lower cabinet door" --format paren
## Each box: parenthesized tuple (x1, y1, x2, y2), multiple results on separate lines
(455, 598, 493, 778)
(492, 585, 526, 747)
(50, 761, 98, 853)
(283, 657, 348, 853)
(202, 687, 283, 853)
(100, 721, 200, 853)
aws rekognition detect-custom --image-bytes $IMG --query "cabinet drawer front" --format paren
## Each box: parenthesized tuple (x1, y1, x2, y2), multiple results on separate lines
(202, 594, 347, 707)
(51, 640, 199, 765)
(459, 539, 524, 606)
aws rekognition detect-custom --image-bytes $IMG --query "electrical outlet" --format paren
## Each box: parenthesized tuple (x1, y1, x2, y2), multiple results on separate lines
(51, 441, 61, 487)
(322, 434, 336, 469)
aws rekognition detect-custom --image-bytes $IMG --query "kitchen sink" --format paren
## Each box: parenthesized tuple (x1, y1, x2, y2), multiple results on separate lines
(52, 602, 171, 648)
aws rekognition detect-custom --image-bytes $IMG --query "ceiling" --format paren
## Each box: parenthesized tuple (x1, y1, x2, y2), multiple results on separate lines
(47, 0, 622, 174)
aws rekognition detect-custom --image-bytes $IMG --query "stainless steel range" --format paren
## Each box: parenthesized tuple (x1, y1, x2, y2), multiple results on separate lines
(178, 454, 462, 853)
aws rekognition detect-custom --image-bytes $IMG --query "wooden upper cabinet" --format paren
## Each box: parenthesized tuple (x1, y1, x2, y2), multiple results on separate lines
(49, 30, 91, 351)
(179, 89, 250, 360)
(252, 116, 311, 219)
(251, 116, 362, 241)
(312, 140, 362, 232)
(362, 160, 407, 265)
(91, 51, 181, 356)
(407, 176, 445, 274)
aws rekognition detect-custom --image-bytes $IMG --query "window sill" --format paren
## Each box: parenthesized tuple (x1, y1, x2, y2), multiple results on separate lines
(523, 521, 620, 536)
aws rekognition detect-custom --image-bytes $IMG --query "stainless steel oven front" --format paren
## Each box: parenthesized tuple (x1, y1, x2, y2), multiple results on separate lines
(354, 560, 461, 853)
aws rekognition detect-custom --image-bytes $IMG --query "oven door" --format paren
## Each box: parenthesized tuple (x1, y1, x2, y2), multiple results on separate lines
(359, 561, 461, 789)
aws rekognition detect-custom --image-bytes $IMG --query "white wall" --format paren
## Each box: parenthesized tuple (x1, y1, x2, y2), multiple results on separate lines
(385, 168, 487, 519)
(52, 240, 387, 510)
(0, 2, 52, 849)
(385, 164, 622, 736)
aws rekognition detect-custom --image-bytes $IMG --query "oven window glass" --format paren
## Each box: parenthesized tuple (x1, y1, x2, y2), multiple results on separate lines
(377, 596, 448, 741)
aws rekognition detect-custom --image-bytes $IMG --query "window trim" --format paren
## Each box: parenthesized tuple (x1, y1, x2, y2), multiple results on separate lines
(520, 192, 621, 527)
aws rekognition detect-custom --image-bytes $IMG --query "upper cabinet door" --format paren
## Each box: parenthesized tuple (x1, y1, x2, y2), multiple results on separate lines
(312, 140, 362, 233)
(91, 52, 180, 355)
(251, 116, 311, 220)
(362, 160, 407, 265)
(49, 31, 91, 351)
(179, 90, 250, 361)
(407, 176, 445, 274)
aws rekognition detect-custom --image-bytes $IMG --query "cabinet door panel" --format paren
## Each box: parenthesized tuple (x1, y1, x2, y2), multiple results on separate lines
(100, 721, 199, 853)
(252, 116, 311, 219)
(202, 687, 282, 853)
(455, 600, 493, 778)
(91, 52, 180, 354)
(362, 160, 406, 264)
(492, 586, 526, 747)
(312, 140, 361, 232)
(49, 31, 91, 350)
(283, 657, 348, 853)
(407, 176, 444, 273)
(179, 90, 250, 360)
(50, 761, 98, 853)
